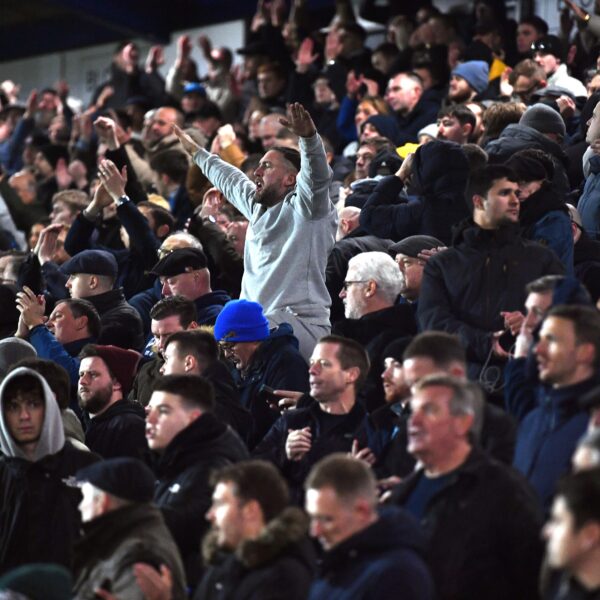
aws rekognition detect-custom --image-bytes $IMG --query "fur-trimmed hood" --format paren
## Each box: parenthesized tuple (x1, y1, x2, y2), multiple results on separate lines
(202, 506, 309, 569)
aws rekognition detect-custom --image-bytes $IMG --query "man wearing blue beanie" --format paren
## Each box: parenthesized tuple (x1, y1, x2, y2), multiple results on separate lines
(214, 300, 309, 448)
(449, 60, 490, 103)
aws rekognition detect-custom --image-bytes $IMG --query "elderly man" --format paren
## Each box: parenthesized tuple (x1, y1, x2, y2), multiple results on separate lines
(150, 247, 230, 325)
(334, 251, 416, 412)
(389, 374, 544, 600)
(72, 457, 187, 600)
(174, 103, 337, 361)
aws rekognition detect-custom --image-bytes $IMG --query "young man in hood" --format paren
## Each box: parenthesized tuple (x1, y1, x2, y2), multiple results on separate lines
(0, 367, 98, 574)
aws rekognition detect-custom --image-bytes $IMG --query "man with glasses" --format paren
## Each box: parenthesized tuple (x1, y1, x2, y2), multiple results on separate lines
(213, 299, 308, 448)
(334, 251, 416, 412)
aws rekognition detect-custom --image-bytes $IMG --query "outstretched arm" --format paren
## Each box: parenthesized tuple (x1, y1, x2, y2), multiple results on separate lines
(281, 103, 332, 219)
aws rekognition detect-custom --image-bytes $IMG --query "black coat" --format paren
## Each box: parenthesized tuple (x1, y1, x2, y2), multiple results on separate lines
(389, 449, 544, 600)
(418, 222, 564, 365)
(232, 324, 309, 449)
(84, 399, 148, 460)
(253, 399, 368, 504)
(332, 305, 417, 413)
(574, 231, 600, 303)
(485, 124, 570, 194)
(86, 287, 145, 352)
(152, 413, 249, 583)
(0, 442, 98, 574)
(326, 227, 393, 323)
(73, 503, 187, 600)
(360, 140, 470, 245)
(194, 507, 316, 600)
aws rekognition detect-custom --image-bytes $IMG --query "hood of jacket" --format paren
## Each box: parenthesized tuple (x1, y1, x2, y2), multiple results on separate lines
(195, 290, 231, 310)
(202, 506, 311, 569)
(0, 367, 65, 461)
(489, 124, 568, 164)
(451, 218, 522, 248)
(412, 139, 469, 202)
(519, 181, 568, 229)
(155, 412, 248, 475)
(319, 505, 427, 572)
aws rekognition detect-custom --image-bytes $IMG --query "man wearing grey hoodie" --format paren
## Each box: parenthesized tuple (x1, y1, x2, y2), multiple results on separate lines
(173, 103, 338, 361)
(0, 367, 98, 574)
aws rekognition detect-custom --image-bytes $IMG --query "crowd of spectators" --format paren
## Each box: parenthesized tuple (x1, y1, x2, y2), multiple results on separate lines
(1, 0, 600, 598)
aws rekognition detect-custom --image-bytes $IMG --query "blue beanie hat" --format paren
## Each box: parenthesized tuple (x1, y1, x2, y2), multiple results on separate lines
(451, 60, 489, 94)
(214, 299, 270, 342)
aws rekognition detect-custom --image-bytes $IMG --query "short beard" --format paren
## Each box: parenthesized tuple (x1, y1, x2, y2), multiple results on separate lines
(79, 384, 112, 415)
(448, 88, 472, 104)
(255, 185, 285, 208)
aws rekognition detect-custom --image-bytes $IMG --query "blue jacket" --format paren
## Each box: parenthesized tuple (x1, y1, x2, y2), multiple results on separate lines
(578, 153, 600, 240)
(527, 211, 574, 275)
(308, 507, 434, 600)
(507, 357, 598, 510)
(231, 323, 309, 448)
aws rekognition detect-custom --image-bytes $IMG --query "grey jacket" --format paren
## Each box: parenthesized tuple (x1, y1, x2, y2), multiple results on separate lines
(194, 134, 337, 326)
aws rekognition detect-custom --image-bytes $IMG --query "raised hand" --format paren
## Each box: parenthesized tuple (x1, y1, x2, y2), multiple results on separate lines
(98, 159, 127, 202)
(94, 116, 119, 150)
(34, 223, 62, 264)
(146, 46, 165, 73)
(16, 286, 46, 330)
(55, 158, 73, 190)
(172, 124, 201, 156)
(295, 37, 319, 73)
(279, 102, 316, 138)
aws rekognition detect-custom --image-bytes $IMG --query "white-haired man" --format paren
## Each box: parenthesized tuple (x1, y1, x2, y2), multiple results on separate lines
(334, 251, 416, 412)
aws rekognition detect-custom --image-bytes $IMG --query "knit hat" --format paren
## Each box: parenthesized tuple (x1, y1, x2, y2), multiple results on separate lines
(363, 115, 402, 145)
(37, 144, 70, 170)
(151, 247, 208, 278)
(381, 338, 411, 363)
(0, 337, 37, 378)
(519, 103, 566, 139)
(92, 345, 141, 395)
(504, 155, 548, 183)
(389, 235, 444, 259)
(417, 123, 439, 141)
(214, 299, 270, 342)
(451, 60, 490, 94)
(75, 457, 155, 503)
(0, 563, 72, 600)
(183, 82, 206, 97)
(61, 249, 118, 278)
(531, 35, 564, 61)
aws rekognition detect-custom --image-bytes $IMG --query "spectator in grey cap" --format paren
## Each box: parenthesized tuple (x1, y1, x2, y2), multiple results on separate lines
(150, 247, 230, 326)
(72, 457, 187, 599)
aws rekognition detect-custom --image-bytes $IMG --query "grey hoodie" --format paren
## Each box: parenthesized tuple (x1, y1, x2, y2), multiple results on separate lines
(0, 366, 65, 461)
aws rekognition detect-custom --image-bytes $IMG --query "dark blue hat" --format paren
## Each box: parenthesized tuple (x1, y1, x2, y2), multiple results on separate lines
(61, 249, 118, 278)
(75, 457, 155, 502)
(363, 115, 402, 146)
(183, 82, 206, 97)
(214, 299, 270, 342)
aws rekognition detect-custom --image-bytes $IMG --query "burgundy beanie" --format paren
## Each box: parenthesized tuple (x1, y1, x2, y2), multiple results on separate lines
(93, 345, 141, 395)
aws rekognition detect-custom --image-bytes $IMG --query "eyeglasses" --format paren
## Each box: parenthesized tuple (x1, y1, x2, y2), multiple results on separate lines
(341, 280, 368, 290)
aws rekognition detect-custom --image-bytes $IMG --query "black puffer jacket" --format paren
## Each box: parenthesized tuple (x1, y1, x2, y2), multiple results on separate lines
(485, 124, 570, 194)
(418, 221, 564, 365)
(152, 413, 249, 583)
(360, 140, 470, 245)
(194, 507, 316, 600)
(85, 399, 148, 460)
(389, 449, 544, 600)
